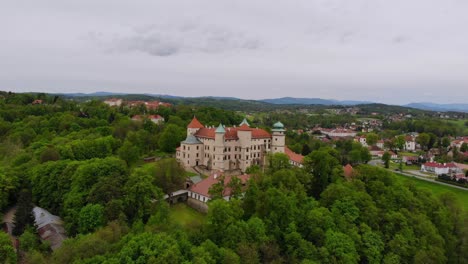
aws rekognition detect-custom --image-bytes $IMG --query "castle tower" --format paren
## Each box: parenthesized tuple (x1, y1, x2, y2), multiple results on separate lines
(187, 116, 204, 136)
(271, 121, 285, 153)
(213, 123, 225, 171)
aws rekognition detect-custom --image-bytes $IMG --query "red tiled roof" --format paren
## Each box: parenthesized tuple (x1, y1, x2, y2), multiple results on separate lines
(190, 172, 251, 198)
(194, 126, 271, 140)
(285, 147, 304, 164)
(423, 162, 457, 168)
(343, 164, 353, 179)
(405, 136, 414, 141)
(369, 145, 382, 151)
(188, 117, 204, 129)
(131, 115, 143, 120)
(149, 115, 163, 119)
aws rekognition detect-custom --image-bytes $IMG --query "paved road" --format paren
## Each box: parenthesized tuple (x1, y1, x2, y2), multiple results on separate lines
(368, 160, 468, 191)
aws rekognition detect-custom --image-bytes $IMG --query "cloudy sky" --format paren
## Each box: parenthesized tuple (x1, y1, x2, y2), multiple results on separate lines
(2, 0, 468, 104)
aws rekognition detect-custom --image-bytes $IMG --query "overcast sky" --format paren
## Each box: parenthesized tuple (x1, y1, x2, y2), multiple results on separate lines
(2, 0, 468, 104)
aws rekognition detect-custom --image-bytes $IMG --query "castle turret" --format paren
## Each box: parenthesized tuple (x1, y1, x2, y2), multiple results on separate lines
(213, 123, 225, 171)
(187, 116, 204, 136)
(271, 121, 285, 153)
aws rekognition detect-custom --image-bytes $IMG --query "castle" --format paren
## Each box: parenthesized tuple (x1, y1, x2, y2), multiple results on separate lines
(176, 117, 302, 172)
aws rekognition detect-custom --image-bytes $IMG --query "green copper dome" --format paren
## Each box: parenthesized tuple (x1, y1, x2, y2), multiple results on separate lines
(239, 118, 250, 127)
(273, 121, 284, 129)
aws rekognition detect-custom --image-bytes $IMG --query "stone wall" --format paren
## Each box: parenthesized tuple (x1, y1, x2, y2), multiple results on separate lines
(187, 197, 208, 213)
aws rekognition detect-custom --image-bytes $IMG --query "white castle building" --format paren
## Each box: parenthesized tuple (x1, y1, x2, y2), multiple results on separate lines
(176, 117, 301, 172)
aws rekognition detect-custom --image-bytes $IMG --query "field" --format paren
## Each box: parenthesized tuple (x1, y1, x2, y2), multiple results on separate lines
(169, 203, 205, 231)
(394, 173, 468, 211)
(447, 119, 468, 135)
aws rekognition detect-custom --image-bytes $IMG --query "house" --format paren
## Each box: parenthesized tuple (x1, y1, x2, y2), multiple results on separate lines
(376, 140, 385, 149)
(125, 100, 172, 110)
(177, 117, 302, 173)
(131, 115, 144, 121)
(375, 151, 398, 159)
(421, 162, 459, 175)
(355, 136, 367, 147)
(404, 135, 416, 151)
(285, 147, 304, 167)
(103, 98, 122, 107)
(451, 138, 468, 149)
(148, 115, 165, 124)
(187, 171, 251, 212)
(369, 146, 383, 157)
(402, 155, 419, 164)
(32, 99, 43, 105)
(32, 207, 67, 251)
(320, 128, 357, 138)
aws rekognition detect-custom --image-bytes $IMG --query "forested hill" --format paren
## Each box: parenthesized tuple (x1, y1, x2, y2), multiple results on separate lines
(52, 91, 445, 115)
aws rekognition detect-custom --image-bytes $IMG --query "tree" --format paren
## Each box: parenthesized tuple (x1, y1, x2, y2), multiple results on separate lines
(323, 230, 359, 263)
(366, 133, 379, 146)
(40, 146, 60, 163)
(303, 149, 342, 197)
(395, 136, 406, 151)
(227, 176, 243, 199)
(78, 204, 105, 234)
(19, 227, 40, 252)
(0, 232, 16, 264)
(441, 137, 451, 149)
(268, 153, 291, 173)
(301, 144, 312, 156)
(0, 170, 16, 211)
(13, 189, 34, 236)
(124, 168, 162, 221)
(118, 140, 140, 165)
(158, 124, 185, 152)
(417, 133, 430, 150)
(382, 152, 391, 168)
(151, 158, 186, 195)
(461, 142, 467, 152)
(209, 176, 225, 200)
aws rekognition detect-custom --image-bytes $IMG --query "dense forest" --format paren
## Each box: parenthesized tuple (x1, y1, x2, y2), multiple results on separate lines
(1, 92, 467, 263)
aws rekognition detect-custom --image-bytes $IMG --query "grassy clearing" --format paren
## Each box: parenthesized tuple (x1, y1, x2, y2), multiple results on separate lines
(447, 119, 468, 135)
(394, 173, 468, 211)
(169, 203, 205, 231)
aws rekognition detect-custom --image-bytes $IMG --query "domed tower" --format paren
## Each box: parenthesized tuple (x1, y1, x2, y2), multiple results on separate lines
(271, 121, 285, 153)
(213, 123, 225, 171)
(187, 116, 204, 136)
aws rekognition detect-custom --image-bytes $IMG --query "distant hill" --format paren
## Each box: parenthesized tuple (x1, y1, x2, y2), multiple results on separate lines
(260, 97, 373, 106)
(50, 92, 467, 114)
(405, 102, 468, 113)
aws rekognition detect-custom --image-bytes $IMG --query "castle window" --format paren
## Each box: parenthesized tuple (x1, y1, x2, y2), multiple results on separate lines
(197, 146, 199, 150)
(183, 145, 186, 150)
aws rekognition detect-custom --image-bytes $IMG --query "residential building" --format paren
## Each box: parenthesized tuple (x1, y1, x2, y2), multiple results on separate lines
(103, 98, 122, 107)
(187, 172, 251, 212)
(32, 207, 67, 251)
(421, 162, 459, 175)
(404, 135, 416, 151)
(355, 135, 368, 147)
(149, 114, 165, 124)
(320, 128, 357, 138)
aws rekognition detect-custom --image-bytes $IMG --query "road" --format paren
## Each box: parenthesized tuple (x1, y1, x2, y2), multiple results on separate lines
(368, 160, 468, 191)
